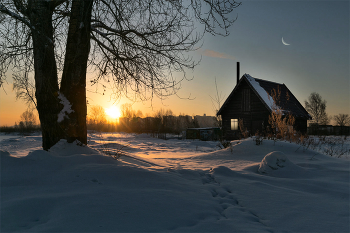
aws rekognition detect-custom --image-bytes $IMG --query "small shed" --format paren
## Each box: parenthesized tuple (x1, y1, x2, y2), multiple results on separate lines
(186, 127, 222, 141)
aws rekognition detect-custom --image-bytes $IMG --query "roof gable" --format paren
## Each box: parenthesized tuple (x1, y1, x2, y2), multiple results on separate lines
(244, 74, 275, 111)
(217, 74, 311, 119)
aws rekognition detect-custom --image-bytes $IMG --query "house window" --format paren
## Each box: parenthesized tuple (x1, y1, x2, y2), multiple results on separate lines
(231, 119, 238, 130)
(242, 89, 250, 111)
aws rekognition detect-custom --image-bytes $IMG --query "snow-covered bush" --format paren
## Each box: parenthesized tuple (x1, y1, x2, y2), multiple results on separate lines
(258, 151, 289, 173)
(258, 151, 303, 175)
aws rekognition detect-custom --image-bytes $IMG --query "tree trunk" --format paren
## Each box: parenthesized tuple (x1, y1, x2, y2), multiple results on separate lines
(60, 0, 93, 144)
(29, 1, 64, 150)
(29, 0, 93, 150)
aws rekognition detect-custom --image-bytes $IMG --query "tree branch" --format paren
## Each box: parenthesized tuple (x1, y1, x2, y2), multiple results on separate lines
(0, 3, 53, 45)
(0, 3, 33, 30)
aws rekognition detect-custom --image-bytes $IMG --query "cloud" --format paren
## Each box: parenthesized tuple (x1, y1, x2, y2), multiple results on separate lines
(200, 49, 235, 60)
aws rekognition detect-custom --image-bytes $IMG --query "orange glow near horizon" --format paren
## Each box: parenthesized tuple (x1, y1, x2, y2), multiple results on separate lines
(105, 106, 121, 120)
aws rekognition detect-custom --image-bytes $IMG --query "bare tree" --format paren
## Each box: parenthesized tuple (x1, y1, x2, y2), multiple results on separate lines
(87, 105, 107, 131)
(305, 92, 328, 125)
(334, 114, 350, 126)
(135, 110, 143, 119)
(0, 0, 240, 150)
(120, 103, 135, 119)
(210, 77, 224, 127)
(20, 109, 37, 128)
(152, 108, 176, 133)
(319, 113, 332, 125)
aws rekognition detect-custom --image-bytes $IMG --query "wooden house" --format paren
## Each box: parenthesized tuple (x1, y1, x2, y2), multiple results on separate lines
(217, 73, 311, 140)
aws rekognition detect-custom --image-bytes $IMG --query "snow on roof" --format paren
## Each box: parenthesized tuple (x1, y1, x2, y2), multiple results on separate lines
(244, 74, 275, 110)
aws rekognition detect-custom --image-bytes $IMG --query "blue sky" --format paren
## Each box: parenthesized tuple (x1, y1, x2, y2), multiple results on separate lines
(0, 0, 348, 125)
(146, 0, 349, 119)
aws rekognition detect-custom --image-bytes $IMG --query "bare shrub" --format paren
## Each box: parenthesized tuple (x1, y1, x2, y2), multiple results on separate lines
(217, 139, 233, 153)
(268, 87, 295, 141)
(239, 118, 249, 138)
(254, 131, 263, 145)
(296, 136, 349, 158)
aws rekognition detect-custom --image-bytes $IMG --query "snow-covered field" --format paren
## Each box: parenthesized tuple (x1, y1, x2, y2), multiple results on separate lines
(1, 132, 349, 232)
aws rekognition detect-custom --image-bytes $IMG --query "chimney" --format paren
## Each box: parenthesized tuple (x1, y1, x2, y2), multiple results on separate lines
(236, 62, 240, 86)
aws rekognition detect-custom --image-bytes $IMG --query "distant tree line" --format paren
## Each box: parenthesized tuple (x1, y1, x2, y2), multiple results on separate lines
(305, 92, 350, 135)
(86, 104, 211, 135)
(0, 104, 217, 135)
(0, 109, 40, 133)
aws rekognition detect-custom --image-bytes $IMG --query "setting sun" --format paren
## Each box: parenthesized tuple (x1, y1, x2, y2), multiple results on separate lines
(105, 106, 121, 119)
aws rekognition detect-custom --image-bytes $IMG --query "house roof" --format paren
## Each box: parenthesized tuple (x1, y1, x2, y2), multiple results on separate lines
(217, 74, 311, 119)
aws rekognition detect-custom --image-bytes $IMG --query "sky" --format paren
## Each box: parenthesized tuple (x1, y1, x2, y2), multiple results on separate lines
(0, 0, 349, 126)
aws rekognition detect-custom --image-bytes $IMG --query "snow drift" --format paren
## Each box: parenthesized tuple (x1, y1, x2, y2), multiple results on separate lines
(1, 133, 349, 232)
(258, 151, 306, 177)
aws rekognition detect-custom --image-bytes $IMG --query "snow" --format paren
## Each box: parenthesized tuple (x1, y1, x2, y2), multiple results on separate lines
(57, 92, 74, 122)
(258, 151, 306, 177)
(0, 134, 19, 142)
(1, 133, 349, 232)
(245, 74, 275, 110)
(0, 133, 42, 157)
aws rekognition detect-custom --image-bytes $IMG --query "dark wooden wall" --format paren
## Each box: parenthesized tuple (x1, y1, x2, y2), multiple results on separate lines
(294, 117, 308, 134)
(220, 79, 270, 140)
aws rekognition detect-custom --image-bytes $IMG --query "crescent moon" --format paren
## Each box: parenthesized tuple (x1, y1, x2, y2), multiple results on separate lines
(282, 37, 290, 46)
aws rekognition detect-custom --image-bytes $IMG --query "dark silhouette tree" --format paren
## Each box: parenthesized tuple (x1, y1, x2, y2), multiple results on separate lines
(334, 114, 350, 127)
(0, 0, 240, 150)
(20, 109, 37, 128)
(120, 103, 136, 119)
(87, 105, 107, 131)
(305, 92, 328, 125)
